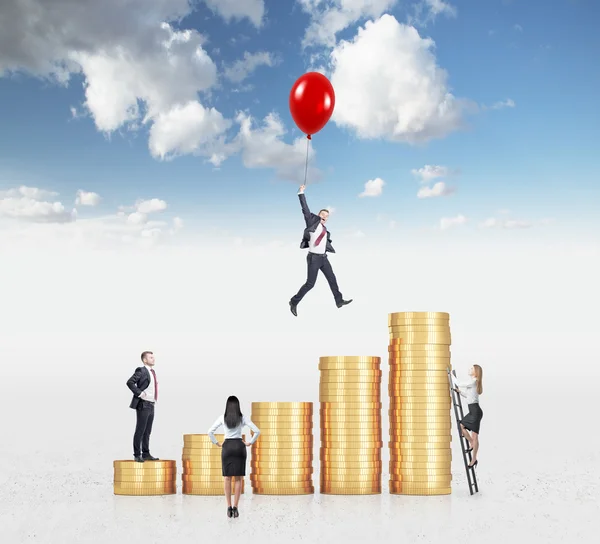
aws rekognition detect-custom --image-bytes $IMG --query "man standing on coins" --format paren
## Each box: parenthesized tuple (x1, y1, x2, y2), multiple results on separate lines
(126, 351, 160, 462)
(289, 184, 352, 316)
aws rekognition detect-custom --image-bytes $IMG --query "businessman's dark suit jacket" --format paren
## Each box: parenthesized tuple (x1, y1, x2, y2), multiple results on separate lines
(126, 366, 152, 409)
(298, 193, 335, 253)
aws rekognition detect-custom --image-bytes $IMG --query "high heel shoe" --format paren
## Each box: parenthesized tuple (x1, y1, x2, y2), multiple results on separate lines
(227, 506, 233, 518)
(468, 460, 478, 468)
(232, 506, 239, 518)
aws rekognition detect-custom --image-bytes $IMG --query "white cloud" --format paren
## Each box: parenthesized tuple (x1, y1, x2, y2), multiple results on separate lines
(298, 0, 398, 48)
(231, 112, 321, 183)
(490, 98, 516, 109)
(329, 15, 468, 143)
(203, 0, 265, 27)
(75, 190, 101, 206)
(0, 186, 75, 223)
(410, 0, 457, 25)
(0, 1, 233, 161)
(417, 181, 454, 198)
(223, 51, 278, 83)
(326, 206, 336, 214)
(411, 165, 450, 183)
(440, 214, 466, 230)
(359, 177, 385, 197)
(136, 199, 167, 214)
(148, 101, 231, 162)
(480, 217, 532, 229)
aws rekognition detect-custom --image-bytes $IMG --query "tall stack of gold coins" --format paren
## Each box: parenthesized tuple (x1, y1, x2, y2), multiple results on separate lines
(113, 459, 176, 495)
(182, 434, 245, 495)
(319, 356, 383, 494)
(388, 311, 452, 495)
(250, 402, 314, 495)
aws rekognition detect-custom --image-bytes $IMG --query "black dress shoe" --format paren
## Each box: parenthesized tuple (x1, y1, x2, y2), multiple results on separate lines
(142, 454, 159, 461)
(336, 299, 353, 308)
(134, 455, 145, 462)
(227, 507, 233, 518)
(289, 301, 298, 316)
(232, 506, 239, 518)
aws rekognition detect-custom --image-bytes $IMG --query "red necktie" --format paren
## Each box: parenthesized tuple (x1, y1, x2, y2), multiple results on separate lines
(315, 225, 327, 246)
(151, 369, 158, 401)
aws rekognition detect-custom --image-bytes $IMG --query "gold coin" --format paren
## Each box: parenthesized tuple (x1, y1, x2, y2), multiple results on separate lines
(389, 485, 450, 495)
(321, 414, 382, 422)
(320, 485, 381, 494)
(252, 407, 313, 412)
(114, 486, 176, 496)
(321, 468, 382, 476)
(320, 451, 381, 459)
(252, 488, 314, 495)
(114, 468, 176, 476)
(389, 326, 450, 334)
(389, 415, 451, 423)
(319, 356, 381, 363)
(182, 475, 230, 483)
(389, 407, 450, 415)
(251, 450, 313, 457)
(319, 364, 381, 371)
(113, 459, 176, 468)
(388, 342, 450, 350)
(320, 381, 381, 387)
(251, 462, 312, 469)
(182, 470, 224, 478)
(248, 482, 314, 489)
(390, 428, 451, 436)
(390, 452, 451, 461)
(254, 436, 313, 443)
(113, 481, 176, 490)
(390, 461, 451, 470)
(321, 421, 382, 429)
(389, 311, 449, 318)
(320, 369, 382, 376)
(324, 461, 383, 469)
(389, 364, 451, 373)
(320, 377, 382, 384)
(320, 393, 381, 399)
(114, 475, 176, 483)
(321, 401, 382, 407)
(390, 397, 450, 404)
(389, 383, 448, 391)
(389, 434, 450, 442)
(250, 474, 313, 482)
(252, 402, 312, 409)
(390, 470, 452, 479)
(252, 414, 314, 428)
(389, 376, 450, 385)
(389, 477, 452, 485)
(255, 426, 313, 434)
(321, 476, 381, 485)
(389, 334, 451, 345)
(390, 446, 451, 456)
(251, 467, 313, 475)
(321, 409, 382, 416)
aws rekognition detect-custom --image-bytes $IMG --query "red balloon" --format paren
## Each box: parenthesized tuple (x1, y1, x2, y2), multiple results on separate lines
(289, 72, 335, 138)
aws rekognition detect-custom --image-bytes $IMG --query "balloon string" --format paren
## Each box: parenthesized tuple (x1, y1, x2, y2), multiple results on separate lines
(303, 136, 310, 185)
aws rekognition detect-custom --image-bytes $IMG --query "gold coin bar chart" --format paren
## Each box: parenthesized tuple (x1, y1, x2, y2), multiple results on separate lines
(388, 312, 453, 495)
(113, 460, 177, 495)
(319, 356, 383, 494)
(182, 434, 246, 495)
(250, 402, 314, 494)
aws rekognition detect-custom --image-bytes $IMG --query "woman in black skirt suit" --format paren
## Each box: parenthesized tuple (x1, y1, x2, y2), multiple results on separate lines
(208, 396, 261, 518)
(452, 365, 483, 467)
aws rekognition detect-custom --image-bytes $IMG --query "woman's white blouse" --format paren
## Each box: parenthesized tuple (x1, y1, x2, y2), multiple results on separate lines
(208, 414, 261, 445)
(452, 374, 479, 404)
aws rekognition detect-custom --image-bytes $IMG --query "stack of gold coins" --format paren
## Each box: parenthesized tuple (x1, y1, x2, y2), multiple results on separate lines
(182, 434, 246, 495)
(113, 460, 176, 495)
(388, 311, 452, 495)
(319, 356, 382, 495)
(250, 402, 314, 495)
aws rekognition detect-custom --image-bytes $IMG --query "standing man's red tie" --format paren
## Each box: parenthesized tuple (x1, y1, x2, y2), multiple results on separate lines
(151, 368, 158, 401)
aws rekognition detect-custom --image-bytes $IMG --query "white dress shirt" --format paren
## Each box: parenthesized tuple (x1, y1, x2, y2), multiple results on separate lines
(208, 415, 261, 445)
(139, 364, 156, 403)
(452, 374, 479, 404)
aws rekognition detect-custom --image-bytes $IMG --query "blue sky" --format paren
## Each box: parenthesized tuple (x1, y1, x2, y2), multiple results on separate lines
(0, 0, 598, 242)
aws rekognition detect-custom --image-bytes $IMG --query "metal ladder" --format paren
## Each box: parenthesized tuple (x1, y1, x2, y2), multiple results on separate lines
(447, 369, 479, 495)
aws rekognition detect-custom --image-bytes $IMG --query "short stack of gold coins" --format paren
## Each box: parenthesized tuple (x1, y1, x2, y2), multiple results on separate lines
(113, 459, 176, 495)
(182, 434, 245, 495)
(319, 356, 383, 494)
(388, 311, 452, 495)
(250, 402, 314, 494)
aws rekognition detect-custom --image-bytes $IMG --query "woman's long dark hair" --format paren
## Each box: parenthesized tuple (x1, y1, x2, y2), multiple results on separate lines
(224, 395, 243, 428)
